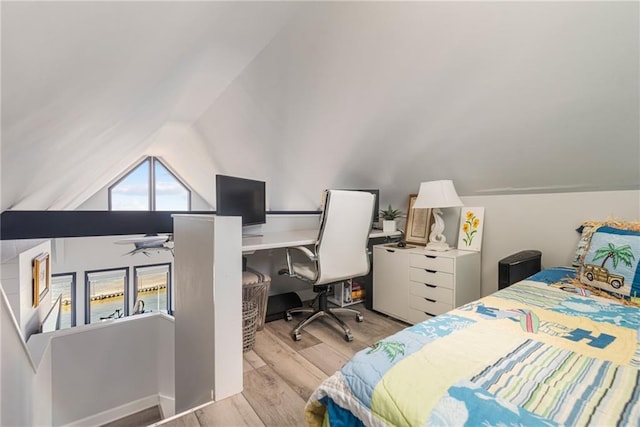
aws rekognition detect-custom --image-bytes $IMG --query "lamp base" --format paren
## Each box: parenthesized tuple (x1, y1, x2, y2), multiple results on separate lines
(426, 209, 452, 251)
(425, 241, 453, 251)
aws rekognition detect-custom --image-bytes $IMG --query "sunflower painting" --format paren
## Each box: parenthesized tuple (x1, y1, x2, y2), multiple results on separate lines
(457, 207, 485, 251)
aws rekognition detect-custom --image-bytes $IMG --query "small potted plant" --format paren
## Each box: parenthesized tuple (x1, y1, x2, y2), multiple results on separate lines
(379, 204, 402, 233)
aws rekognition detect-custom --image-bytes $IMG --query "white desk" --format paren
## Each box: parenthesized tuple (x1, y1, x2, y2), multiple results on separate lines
(242, 229, 317, 252)
(242, 228, 399, 252)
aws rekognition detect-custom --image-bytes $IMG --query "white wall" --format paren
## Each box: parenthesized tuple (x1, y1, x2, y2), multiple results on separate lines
(156, 314, 175, 418)
(173, 215, 242, 412)
(0, 286, 38, 427)
(31, 340, 53, 427)
(1, 240, 52, 339)
(48, 314, 174, 426)
(447, 190, 639, 295)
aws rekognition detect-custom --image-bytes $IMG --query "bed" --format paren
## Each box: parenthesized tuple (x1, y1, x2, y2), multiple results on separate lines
(306, 221, 640, 426)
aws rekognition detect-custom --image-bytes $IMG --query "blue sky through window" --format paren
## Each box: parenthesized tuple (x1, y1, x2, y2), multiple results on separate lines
(110, 158, 189, 210)
(111, 160, 150, 210)
(155, 161, 189, 211)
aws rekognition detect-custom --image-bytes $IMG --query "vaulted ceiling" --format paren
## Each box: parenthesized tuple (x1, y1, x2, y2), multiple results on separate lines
(2, 1, 638, 212)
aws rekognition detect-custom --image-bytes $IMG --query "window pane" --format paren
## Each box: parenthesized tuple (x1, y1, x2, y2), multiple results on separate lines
(51, 274, 74, 329)
(135, 265, 170, 314)
(87, 270, 126, 323)
(154, 161, 189, 211)
(111, 160, 150, 210)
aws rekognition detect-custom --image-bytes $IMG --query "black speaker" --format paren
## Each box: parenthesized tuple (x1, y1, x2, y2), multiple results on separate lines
(498, 250, 542, 290)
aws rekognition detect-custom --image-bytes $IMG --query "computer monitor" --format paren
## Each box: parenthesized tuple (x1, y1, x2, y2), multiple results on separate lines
(215, 175, 266, 226)
(345, 189, 379, 224)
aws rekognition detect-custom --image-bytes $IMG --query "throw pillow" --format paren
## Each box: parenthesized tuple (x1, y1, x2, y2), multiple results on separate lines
(578, 222, 640, 300)
(571, 223, 594, 268)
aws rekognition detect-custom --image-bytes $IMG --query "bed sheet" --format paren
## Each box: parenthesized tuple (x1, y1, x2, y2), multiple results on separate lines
(306, 267, 640, 426)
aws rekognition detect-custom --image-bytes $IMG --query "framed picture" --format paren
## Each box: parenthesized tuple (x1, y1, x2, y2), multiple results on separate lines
(457, 207, 485, 252)
(404, 193, 432, 246)
(32, 252, 50, 308)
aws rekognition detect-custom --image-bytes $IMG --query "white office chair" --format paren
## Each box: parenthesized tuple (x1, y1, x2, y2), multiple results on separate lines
(281, 190, 375, 342)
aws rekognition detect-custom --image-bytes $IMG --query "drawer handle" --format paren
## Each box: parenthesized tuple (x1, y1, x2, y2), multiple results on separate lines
(424, 255, 437, 259)
(424, 297, 436, 303)
(424, 311, 436, 317)
(424, 284, 436, 288)
(424, 269, 436, 274)
(385, 249, 395, 253)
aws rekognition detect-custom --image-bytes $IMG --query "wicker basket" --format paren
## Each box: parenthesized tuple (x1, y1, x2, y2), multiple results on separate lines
(242, 300, 259, 352)
(242, 279, 271, 330)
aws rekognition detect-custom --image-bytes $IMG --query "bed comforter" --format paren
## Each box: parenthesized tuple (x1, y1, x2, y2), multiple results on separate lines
(305, 267, 640, 426)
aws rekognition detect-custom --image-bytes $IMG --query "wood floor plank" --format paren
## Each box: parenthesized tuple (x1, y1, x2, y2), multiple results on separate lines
(298, 342, 350, 376)
(153, 411, 200, 427)
(252, 328, 328, 401)
(348, 307, 407, 345)
(303, 318, 371, 358)
(243, 357, 253, 373)
(242, 365, 307, 427)
(301, 306, 407, 358)
(244, 349, 266, 372)
(264, 317, 322, 351)
(195, 394, 264, 426)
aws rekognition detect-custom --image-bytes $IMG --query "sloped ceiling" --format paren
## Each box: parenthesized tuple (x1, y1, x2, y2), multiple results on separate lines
(2, 1, 638, 212)
(1, 1, 298, 210)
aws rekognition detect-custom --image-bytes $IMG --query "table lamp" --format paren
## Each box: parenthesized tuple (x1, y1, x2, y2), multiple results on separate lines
(413, 180, 463, 251)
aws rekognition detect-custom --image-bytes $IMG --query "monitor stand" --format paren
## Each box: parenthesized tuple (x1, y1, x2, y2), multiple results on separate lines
(242, 233, 263, 237)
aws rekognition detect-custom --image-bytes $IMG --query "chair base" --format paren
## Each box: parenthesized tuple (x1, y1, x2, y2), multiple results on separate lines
(285, 290, 363, 342)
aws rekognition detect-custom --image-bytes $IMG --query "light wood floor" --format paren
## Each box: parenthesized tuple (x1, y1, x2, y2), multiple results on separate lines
(154, 304, 407, 427)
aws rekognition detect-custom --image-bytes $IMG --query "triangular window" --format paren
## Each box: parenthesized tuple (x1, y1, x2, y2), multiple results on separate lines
(109, 157, 190, 211)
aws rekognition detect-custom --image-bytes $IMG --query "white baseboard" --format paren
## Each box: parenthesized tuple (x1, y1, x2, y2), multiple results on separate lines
(64, 395, 159, 427)
(149, 398, 216, 426)
(158, 394, 175, 419)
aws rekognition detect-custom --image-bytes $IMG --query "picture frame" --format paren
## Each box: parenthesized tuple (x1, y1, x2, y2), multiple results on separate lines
(456, 207, 485, 252)
(33, 252, 50, 308)
(404, 193, 432, 246)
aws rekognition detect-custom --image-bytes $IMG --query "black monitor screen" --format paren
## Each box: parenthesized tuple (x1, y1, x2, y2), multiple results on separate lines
(215, 175, 266, 226)
(344, 189, 379, 223)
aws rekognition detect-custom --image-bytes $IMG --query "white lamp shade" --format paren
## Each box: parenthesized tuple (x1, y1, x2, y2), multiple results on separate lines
(414, 180, 463, 209)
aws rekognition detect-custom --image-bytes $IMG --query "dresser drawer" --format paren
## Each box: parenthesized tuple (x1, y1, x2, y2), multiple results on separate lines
(409, 268, 454, 289)
(410, 254, 454, 273)
(409, 281, 453, 303)
(409, 296, 452, 317)
(407, 307, 435, 324)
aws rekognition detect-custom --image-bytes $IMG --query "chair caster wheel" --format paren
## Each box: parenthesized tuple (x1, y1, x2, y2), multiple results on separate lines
(344, 333, 353, 342)
(285, 312, 292, 321)
(356, 314, 364, 322)
(292, 332, 301, 341)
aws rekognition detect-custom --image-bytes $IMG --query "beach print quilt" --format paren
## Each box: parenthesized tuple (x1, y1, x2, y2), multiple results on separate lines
(305, 267, 640, 426)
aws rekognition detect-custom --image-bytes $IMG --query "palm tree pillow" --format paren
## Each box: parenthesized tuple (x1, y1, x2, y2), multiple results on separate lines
(578, 221, 640, 301)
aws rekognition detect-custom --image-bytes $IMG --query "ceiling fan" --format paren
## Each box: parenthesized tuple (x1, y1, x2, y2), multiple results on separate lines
(115, 234, 173, 256)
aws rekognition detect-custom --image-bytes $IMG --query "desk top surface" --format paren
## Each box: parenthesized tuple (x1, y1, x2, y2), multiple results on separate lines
(242, 228, 399, 252)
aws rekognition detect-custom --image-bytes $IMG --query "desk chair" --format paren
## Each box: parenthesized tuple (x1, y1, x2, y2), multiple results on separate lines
(280, 190, 375, 342)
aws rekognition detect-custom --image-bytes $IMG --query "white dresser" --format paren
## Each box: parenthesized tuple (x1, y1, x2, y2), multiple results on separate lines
(373, 244, 481, 324)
